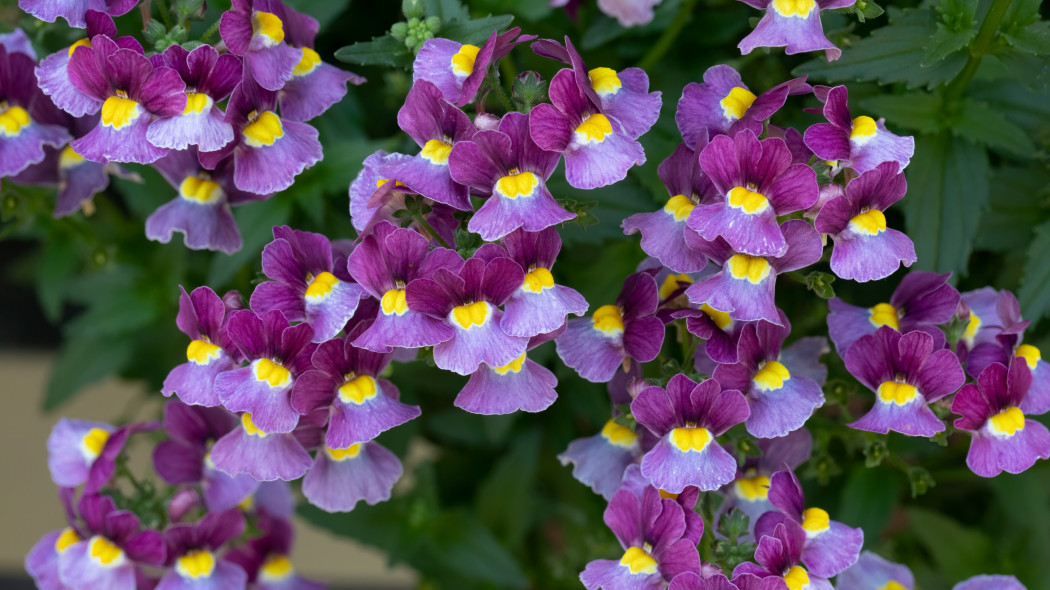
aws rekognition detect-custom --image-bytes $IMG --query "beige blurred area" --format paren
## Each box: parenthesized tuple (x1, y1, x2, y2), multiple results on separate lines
(0, 350, 417, 588)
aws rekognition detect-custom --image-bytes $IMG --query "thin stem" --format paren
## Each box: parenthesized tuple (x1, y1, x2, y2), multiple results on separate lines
(412, 210, 451, 249)
(488, 72, 515, 113)
(637, 0, 699, 71)
(200, 18, 221, 44)
(943, 0, 1013, 104)
(117, 457, 149, 497)
(155, 0, 173, 29)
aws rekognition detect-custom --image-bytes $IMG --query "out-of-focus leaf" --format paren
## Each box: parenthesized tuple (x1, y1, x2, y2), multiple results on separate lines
(921, 26, 975, 66)
(975, 166, 1050, 253)
(424, 0, 469, 22)
(953, 98, 1036, 156)
(907, 507, 993, 579)
(582, 15, 625, 49)
(207, 198, 292, 288)
(477, 429, 540, 548)
(839, 466, 903, 541)
(334, 35, 412, 67)
(794, 8, 967, 89)
(440, 14, 514, 45)
(1017, 219, 1050, 325)
(428, 510, 528, 587)
(903, 132, 989, 275)
(968, 78, 1050, 130)
(44, 334, 134, 409)
(283, 0, 351, 31)
(35, 236, 77, 322)
(858, 92, 943, 132)
(1004, 21, 1050, 55)
(472, 0, 552, 21)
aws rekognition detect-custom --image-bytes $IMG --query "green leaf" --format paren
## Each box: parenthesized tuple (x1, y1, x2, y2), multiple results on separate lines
(975, 165, 1050, 253)
(907, 507, 993, 579)
(838, 466, 902, 541)
(921, 25, 975, 66)
(582, 15, 626, 49)
(476, 430, 539, 548)
(35, 236, 78, 323)
(334, 35, 412, 67)
(439, 14, 514, 45)
(1004, 21, 1050, 55)
(858, 92, 943, 132)
(903, 132, 989, 275)
(424, 0, 469, 22)
(804, 271, 836, 299)
(44, 334, 135, 409)
(954, 98, 1036, 156)
(1017, 219, 1050, 325)
(207, 198, 292, 288)
(794, 7, 967, 89)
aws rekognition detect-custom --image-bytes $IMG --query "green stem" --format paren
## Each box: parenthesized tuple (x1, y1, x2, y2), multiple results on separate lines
(943, 0, 1013, 104)
(637, 0, 699, 70)
(200, 18, 221, 44)
(117, 457, 149, 497)
(412, 210, 451, 249)
(155, 0, 173, 29)
(489, 73, 515, 113)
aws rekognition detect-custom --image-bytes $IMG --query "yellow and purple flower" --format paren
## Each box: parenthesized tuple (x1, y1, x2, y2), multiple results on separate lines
(845, 327, 965, 437)
(412, 28, 534, 107)
(454, 329, 561, 415)
(0, 44, 73, 177)
(47, 418, 158, 492)
(952, 359, 1050, 477)
(209, 411, 313, 482)
(157, 509, 248, 590)
(219, 0, 303, 91)
(836, 551, 914, 590)
(25, 490, 80, 590)
(499, 227, 588, 337)
(559, 417, 644, 499)
(736, 0, 855, 60)
(804, 85, 915, 174)
(815, 161, 916, 282)
(162, 286, 242, 406)
(18, 0, 138, 28)
(301, 440, 404, 512)
(733, 520, 833, 590)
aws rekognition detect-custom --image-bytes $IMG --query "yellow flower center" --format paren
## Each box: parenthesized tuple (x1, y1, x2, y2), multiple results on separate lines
(450, 44, 480, 76)
(243, 110, 284, 148)
(592, 304, 625, 335)
(1016, 344, 1041, 370)
(54, 528, 81, 554)
(754, 361, 791, 391)
(81, 428, 110, 458)
(89, 536, 124, 566)
(721, 86, 757, 121)
(877, 381, 919, 405)
(100, 95, 141, 129)
(187, 338, 222, 364)
(252, 11, 285, 44)
(259, 554, 294, 581)
(176, 550, 216, 579)
(988, 406, 1025, 437)
(868, 302, 900, 330)
(961, 310, 981, 347)
(59, 145, 85, 169)
(669, 427, 712, 452)
(0, 103, 31, 136)
(850, 116, 877, 142)
(241, 412, 267, 437)
(421, 139, 453, 165)
(588, 67, 622, 95)
(338, 375, 378, 405)
(292, 47, 321, 76)
(727, 254, 772, 284)
(183, 92, 211, 115)
(68, 38, 92, 57)
(179, 176, 224, 204)
(728, 186, 771, 214)
(849, 209, 887, 236)
(381, 288, 409, 315)
(451, 301, 490, 329)
(734, 474, 771, 500)
(701, 303, 733, 331)
(325, 444, 363, 461)
(783, 565, 811, 590)
(523, 267, 555, 293)
(664, 194, 695, 221)
(659, 273, 693, 300)
(619, 546, 658, 574)
(574, 113, 614, 143)
(600, 419, 637, 448)
(801, 507, 830, 533)
(253, 358, 292, 388)
(495, 170, 539, 199)
(493, 352, 527, 375)
(879, 581, 908, 590)
(304, 271, 339, 300)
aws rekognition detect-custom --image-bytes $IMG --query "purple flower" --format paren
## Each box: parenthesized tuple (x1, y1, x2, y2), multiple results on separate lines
(581, 486, 701, 590)
(450, 111, 574, 240)
(804, 86, 915, 174)
(556, 272, 665, 383)
(733, 520, 833, 590)
(145, 44, 241, 152)
(378, 79, 477, 210)
(455, 330, 561, 415)
(953, 575, 1026, 590)
(956, 287, 1020, 364)
(156, 509, 248, 590)
(530, 68, 646, 189)
(559, 418, 643, 500)
(209, 411, 313, 481)
(676, 65, 809, 146)
(225, 517, 323, 590)
(685, 220, 823, 326)
(301, 440, 403, 512)
(815, 161, 916, 282)
(162, 286, 241, 406)
(0, 45, 73, 177)
(26, 519, 82, 590)
(835, 551, 914, 590)
(736, 0, 854, 60)
(827, 271, 960, 355)
(406, 255, 528, 374)
(219, 0, 303, 91)
(47, 418, 157, 492)
(66, 36, 186, 164)
(632, 374, 748, 492)
(952, 359, 1050, 477)
(690, 130, 818, 257)
(754, 470, 863, 578)
(674, 302, 741, 365)
(845, 327, 965, 437)
(714, 317, 826, 438)
(623, 140, 719, 274)
(18, 0, 137, 28)
(251, 226, 367, 342)
(0, 28, 35, 58)
(619, 464, 704, 545)
(498, 227, 588, 337)
(412, 28, 534, 106)
(596, 0, 663, 26)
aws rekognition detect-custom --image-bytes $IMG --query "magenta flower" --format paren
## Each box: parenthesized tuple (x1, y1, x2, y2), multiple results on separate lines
(498, 227, 588, 337)
(156, 509, 248, 590)
(455, 330, 562, 415)
(209, 411, 313, 482)
(161, 285, 241, 406)
(559, 417, 644, 500)
(225, 517, 324, 590)
(733, 520, 833, 590)
(836, 551, 915, 590)
(18, 0, 137, 28)
(219, 0, 303, 91)
(0, 45, 72, 177)
(412, 28, 534, 106)
(804, 86, 915, 174)
(302, 440, 403, 512)
(735, 0, 854, 60)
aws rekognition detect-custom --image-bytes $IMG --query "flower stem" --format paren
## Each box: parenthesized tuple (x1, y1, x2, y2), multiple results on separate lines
(637, 0, 699, 71)
(412, 209, 451, 249)
(943, 0, 1013, 105)
(200, 18, 221, 44)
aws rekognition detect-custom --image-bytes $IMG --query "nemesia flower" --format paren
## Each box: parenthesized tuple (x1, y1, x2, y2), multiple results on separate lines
(619, 465, 705, 545)
(835, 551, 914, 590)
(845, 326, 965, 437)
(498, 227, 588, 337)
(529, 68, 646, 189)
(26, 505, 81, 590)
(713, 316, 826, 438)
(952, 359, 1050, 477)
(673, 302, 741, 365)
(215, 309, 315, 434)
(598, 0, 664, 26)
(622, 140, 719, 274)
(826, 270, 960, 355)
(676, 65, 809, 145)
(219, 0, 303, 91)
(152, 401, 260, 511)
(47, 418, 157, 492)
(0, 28, 35, 58)
(449, 111, 573, 240)
(199, 74, 322, 194)
(156, 509, 248, 590)
(225, 517, 324, 590)
(412, 28, 534, 106)
(754, 470, 863, 578)
(57, 494, 166, 590)
(580, 486, 701, 590)
(556, 272, 665, 383)
(146, 44, 241, 151)
(732, 520, 832, 590)
(690, 129, 819, 257)
(301, 440, 403, 512)
(719, 429, 812, 538)
(685, 219, 823, 326)
(952, 575, 1026, 590)
(804, 86, 915, 174)
(632, 374, 749, 492)
(18, 0, 137, 28)
(559, 418, 643, 499)
(209, 412, 312, 481)
(815, 161, 916, 282)
(251, 226, 367, 343)
(347, 150, 456, 243)
(735, 0, 854, 60)
(405, 255, 528, 375)
(455, 329, 561, 414)
(162, 286, 241, 406)
(0, 45, 73, 177)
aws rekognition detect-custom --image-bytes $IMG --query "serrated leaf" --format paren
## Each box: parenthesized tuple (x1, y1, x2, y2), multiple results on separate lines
(1017, 219, 1050, 325)
(954, 98, 1036, 155)
(858, 92, 943, 132)
(334, 35, 412, 67)
(1004, 21, 1050, 55)
(858, 0, 885, 19)
(921, 25, 975, 66)
(903, 132, 989, 274)
(44, 334, 135, 409)
(439, 14, 514, 45)
(794, 7, 967, 89)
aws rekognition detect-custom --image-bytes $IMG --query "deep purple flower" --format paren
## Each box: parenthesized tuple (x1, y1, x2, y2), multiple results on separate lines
(827, 271, 960, 355)
(156, 509, 247, 590)
(845, 327, 965, 437)
(498, 227, 588, 337)
(689, 130, 818, 257)
(676, 65, 809, 146)
(736, 0, 854, 60)
(412, 28, 534, 106)
(301, 440, 403, 512)
(454, 329, 562, 415)
(556, 272, 665, 383)
(0, 45, 73, 177)
(835, 551, 914, 590)
(162, 286, 241, 406)
(198, 73, 322, 194)
(581, 486, 701, 590)
(804, 86, 915, 174)
(0, 28, 35, 58)
(632, 374, 749, 492)
(952, 359, 1050, 477)
(18, 0, 137, 28)
(530, 68, 646, 189)
(67, 36, 186, 163)
(223, 517, 323, 590)
(618, 464, 704, 546)
(209, 411, 313, 482)
(559, 418, 644, 500)
(219, 0, 303, 91)
(685, 220, 823, 326)
(952, 575, 1026, 590)
(733, 520, 833, 590)
(449, 111, 573, 240)
(754, 470, 863, 578)
(815, 161, 915, 282)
